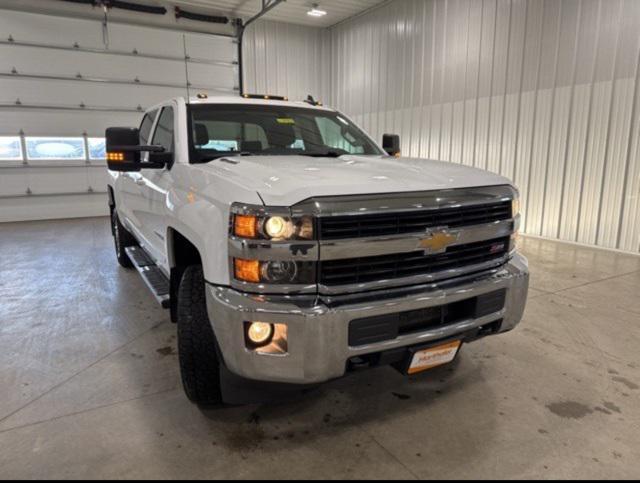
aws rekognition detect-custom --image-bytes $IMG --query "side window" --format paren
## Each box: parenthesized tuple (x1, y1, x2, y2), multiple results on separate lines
(151, 107, 175, 152)
(139, 110, 157, 145)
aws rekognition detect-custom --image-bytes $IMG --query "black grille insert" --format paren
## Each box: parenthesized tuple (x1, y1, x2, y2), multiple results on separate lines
(320, 237, 510, 287)
(349, 289, 507, 346)
(318, 200, 512, 240)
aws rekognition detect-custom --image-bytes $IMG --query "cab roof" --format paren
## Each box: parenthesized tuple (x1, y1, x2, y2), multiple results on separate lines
(178, 95, 333, 112)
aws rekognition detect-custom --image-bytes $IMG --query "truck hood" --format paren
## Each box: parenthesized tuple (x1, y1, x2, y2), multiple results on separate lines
(201, 154, 512, 206)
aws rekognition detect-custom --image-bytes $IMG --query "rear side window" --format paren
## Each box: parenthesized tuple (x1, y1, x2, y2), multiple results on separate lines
(152, 107, 175, 152)
(139, 110, 158, 145)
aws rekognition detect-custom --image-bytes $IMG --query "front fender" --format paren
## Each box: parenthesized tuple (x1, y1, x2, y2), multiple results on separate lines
(164, 182, 262, 286)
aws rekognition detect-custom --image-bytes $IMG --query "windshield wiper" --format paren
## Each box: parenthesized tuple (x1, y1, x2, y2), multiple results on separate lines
(303, 150, 346, 158)
(198, 151, 255, 162)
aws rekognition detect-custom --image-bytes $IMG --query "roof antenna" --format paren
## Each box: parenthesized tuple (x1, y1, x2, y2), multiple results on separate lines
(182, 34, 191, 103)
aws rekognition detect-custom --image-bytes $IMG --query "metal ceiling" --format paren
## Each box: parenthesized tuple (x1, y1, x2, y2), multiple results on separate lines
(170, 0, 387, 28)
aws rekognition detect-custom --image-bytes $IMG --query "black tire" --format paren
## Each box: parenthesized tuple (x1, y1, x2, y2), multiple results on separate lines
(111, 211, 136, 268)
(177, 265, 223, 405)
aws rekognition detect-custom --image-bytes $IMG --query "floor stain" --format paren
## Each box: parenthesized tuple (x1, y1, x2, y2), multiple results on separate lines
(603, 401, 622, 414)
(392, 392, 411, 400)
(156, 346, 177, 357)
(225, 425, 266, 452)
(612, 376, 639, 390)
(595, 407, 612, 415)
(248, 412, 261, 425)
(546, 401, 593, 420)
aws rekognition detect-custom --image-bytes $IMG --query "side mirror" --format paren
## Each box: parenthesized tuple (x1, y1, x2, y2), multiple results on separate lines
(382, 134, 401, 157)
(106, 127, 168, 172)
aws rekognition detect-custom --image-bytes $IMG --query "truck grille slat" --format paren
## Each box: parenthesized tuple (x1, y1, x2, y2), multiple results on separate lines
(319, 237, 510, 286)
(319, 200, 512, 240)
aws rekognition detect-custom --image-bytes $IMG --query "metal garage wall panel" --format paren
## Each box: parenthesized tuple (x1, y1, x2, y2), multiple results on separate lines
(542, 85, 572, 238)
(559, 84, 591, 241)
(328, 0, 640, 253)
(242, 20, 328, 103)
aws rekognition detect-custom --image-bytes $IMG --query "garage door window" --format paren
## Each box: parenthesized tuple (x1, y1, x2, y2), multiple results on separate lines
(0, 136, 22, 161)
(88, 138, 106, 160)
(25, 137, 86, 160)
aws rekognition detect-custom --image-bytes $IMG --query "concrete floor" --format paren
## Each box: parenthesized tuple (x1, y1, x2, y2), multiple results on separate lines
(0, 217, 639, 479)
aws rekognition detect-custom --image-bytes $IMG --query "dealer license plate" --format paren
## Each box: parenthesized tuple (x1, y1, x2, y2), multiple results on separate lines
(408, 340, 461, 375)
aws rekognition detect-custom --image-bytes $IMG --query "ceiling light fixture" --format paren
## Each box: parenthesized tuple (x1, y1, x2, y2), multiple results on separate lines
(307, 4, 327, 17)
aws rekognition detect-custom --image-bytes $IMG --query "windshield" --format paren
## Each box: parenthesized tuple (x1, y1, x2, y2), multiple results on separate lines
(188, 104, 383, 162)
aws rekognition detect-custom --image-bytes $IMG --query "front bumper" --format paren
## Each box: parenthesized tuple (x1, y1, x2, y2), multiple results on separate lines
(206, 253, 529, 385)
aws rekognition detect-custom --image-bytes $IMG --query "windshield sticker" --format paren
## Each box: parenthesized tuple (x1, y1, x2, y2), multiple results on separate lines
(276, 118, 296, 125)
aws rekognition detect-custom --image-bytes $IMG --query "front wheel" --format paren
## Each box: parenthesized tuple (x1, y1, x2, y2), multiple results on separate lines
(111, 211, 135, 268)
(177, 265, 223, 406)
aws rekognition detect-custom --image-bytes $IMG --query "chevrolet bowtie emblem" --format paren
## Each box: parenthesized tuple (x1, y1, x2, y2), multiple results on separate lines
(418, 229, 459, 254)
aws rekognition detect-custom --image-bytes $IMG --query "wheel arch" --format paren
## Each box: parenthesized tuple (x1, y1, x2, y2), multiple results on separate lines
(166, 226, 204, 323)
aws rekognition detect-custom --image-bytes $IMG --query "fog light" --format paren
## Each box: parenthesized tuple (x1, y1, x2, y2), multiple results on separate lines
(246, 322, 274, 347)
(244, 322, 288, 354)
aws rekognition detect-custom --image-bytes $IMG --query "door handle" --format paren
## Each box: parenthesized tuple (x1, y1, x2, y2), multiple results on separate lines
(135, 178, 146, 186)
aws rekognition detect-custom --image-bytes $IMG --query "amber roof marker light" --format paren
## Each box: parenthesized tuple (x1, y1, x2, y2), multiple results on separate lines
(242, 94, 288, 101)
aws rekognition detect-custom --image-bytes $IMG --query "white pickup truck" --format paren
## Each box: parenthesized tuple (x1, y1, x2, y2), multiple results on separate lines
(106, 94, 529, 405)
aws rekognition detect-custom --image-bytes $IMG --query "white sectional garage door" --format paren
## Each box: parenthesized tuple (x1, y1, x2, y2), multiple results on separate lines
(0, 9, 238, 222)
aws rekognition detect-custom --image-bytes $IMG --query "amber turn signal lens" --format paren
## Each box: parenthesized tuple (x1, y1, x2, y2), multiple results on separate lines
(107, 152, 125, 162)
(234, 258, 261, 283)
(234, 214, 257, 238)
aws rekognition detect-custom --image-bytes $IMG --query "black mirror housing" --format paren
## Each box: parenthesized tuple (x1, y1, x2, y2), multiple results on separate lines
(382, 134, 401, 157)
(106, 127, 169, 171)
(106, 127, 141, 172)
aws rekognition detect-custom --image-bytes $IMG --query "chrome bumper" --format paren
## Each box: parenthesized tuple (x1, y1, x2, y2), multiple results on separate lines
(206, 253, 529, 385)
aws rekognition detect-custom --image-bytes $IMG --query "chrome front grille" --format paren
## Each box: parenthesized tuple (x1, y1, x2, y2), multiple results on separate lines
(318, 200, 512, 240)
(228, 186, 518, 295)
(319, 237, 510, 286)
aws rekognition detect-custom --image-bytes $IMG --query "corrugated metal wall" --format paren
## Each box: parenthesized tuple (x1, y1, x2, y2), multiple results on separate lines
(242, 20, 330, 103)
(327, 0, 640, 253)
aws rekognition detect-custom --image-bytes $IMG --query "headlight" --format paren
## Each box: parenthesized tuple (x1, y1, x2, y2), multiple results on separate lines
(511, 195, 520, 253)
(265, 216, 290, 238)
(512, 198, 520, 218)
(232, 212, 314, 241)
(234, 258, 315, 285)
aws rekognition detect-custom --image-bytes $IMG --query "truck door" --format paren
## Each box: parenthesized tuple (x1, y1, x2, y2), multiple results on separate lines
(118, 109, 158, 242)
(138, 105, 175, 267)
